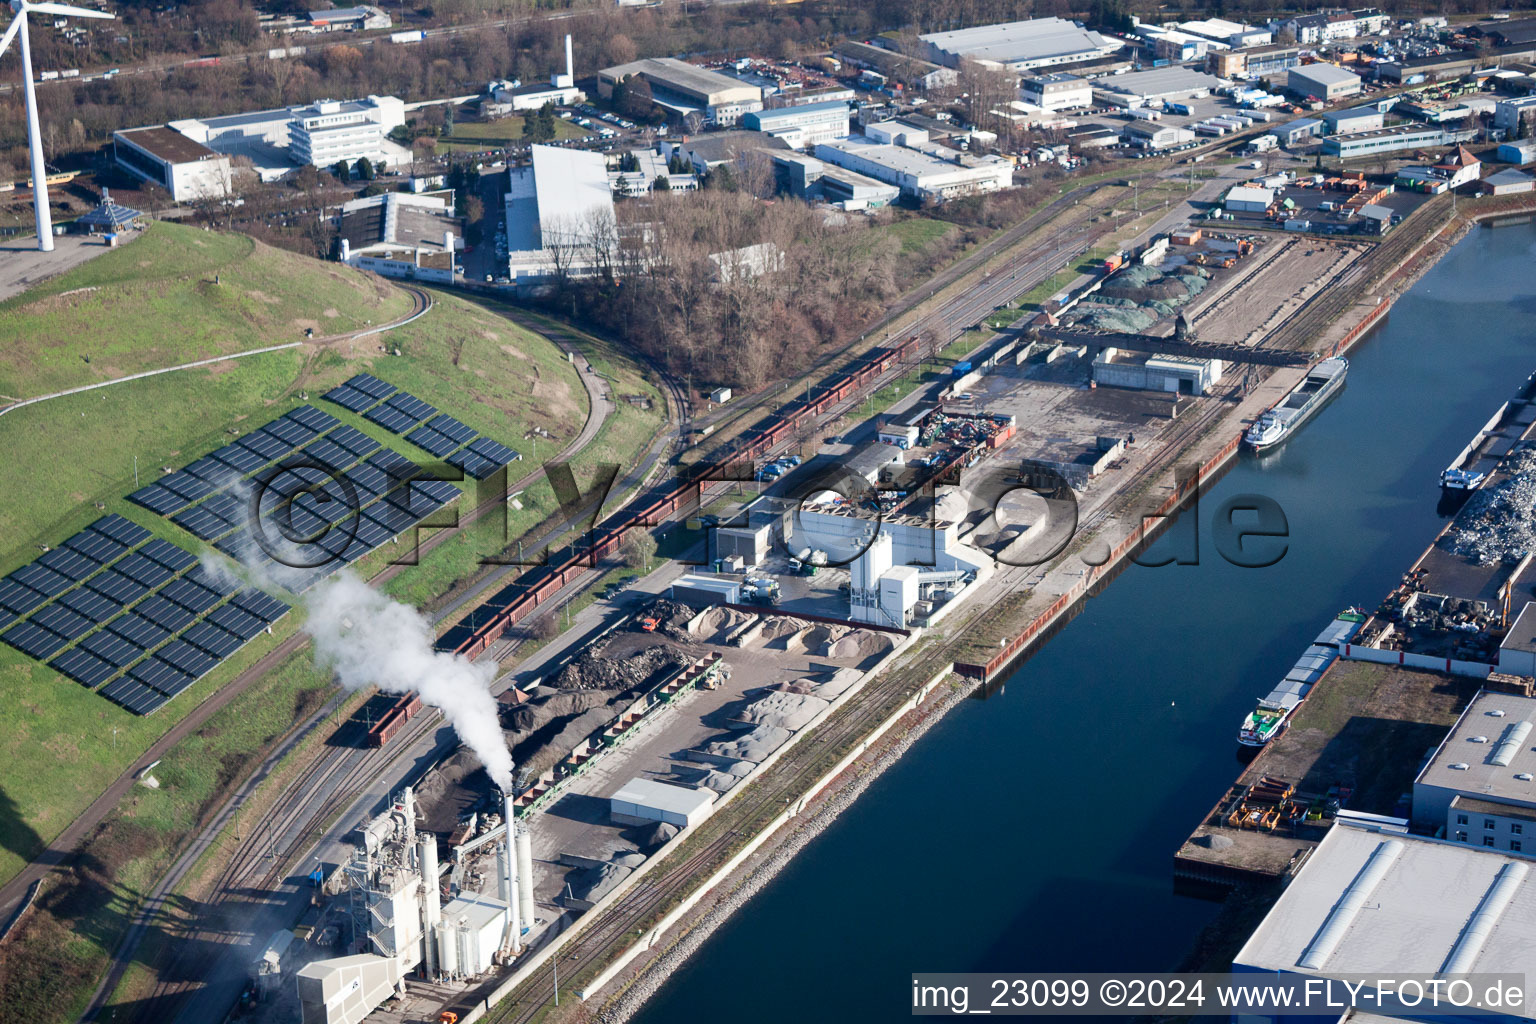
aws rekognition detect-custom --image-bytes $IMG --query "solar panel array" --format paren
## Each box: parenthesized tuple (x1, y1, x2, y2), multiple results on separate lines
(207, 449, 464, 592)
(128, 406, 346, 519)
(0, 516, 289, 716)
(323, 376, 523, 480)
(364, 391, 440, 435)
(448, 437, 524, 480)
(1, 382, 502, 716)
(321, 372, 396, 413)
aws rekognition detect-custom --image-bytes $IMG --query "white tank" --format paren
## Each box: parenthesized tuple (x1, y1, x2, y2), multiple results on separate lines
(419, 836, 440, 977)
(515, 826, 535, 932)
(436, 921, 459, 976)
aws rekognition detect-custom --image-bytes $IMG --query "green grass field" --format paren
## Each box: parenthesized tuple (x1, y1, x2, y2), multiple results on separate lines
(439, 116, 588, 151)
(0, 222, 413, 398)
(876, 215, 960, 257)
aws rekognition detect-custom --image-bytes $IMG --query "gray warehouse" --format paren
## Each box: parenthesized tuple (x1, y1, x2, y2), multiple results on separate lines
(1287, 63, 1362, 101)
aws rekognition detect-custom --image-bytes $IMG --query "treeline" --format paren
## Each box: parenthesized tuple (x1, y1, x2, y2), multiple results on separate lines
(551, 187, 903, 391)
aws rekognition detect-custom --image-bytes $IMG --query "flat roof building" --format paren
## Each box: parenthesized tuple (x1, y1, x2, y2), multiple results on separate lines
(743, 100, 851, 150)
(112, 126, 235, 202)
(1487, 167, 1535, 194)
(1287, 62, 1362, 101)
(504, 145, 616, 284)
(1091, 66, 1225, 106)
(1019, 72, 1093, 112)
(1322, 105, 1384, 133)
(1234, 821, 1536, 1013)
(1323, 123, 1476, 159)
(1225, 185, 1276, 210)
(307, 5, 391, 31)
(336, 191, 459, 284)
(289, 96, 409, 171)
(919, 17, 1121, 72)
(1179, 17, 1271, 47)
(1414, 689, 1536, 844)
(598, 57, 763, 125)
(813, 137, 1013, 202)
(611, 777, 716, 828)
(1270, 116, 1324, 147)
(773, 153, 900, 211)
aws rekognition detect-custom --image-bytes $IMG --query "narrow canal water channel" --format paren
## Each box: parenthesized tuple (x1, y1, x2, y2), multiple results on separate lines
(631, 221, 1536, 1023)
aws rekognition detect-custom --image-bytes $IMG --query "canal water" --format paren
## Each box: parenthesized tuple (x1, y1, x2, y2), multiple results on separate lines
(631, 222, 1536, 1023)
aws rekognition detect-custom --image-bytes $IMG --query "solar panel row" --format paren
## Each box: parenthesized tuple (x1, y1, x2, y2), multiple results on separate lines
(128, 405, 344, 518)
(447, 437, 522, 481)
(323, 373, 398, 414)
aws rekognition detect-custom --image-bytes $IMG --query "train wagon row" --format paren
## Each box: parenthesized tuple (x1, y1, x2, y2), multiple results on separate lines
(364, 693, 424, 747)
(431, 335, 926, 663)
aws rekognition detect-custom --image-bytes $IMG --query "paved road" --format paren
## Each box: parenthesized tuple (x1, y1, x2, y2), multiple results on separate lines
(0, 232, 122, 307)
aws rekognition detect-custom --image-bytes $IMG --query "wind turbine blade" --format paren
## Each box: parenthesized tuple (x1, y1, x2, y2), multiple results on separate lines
(0, 15, 21, 56)
(24, 2, 115, 18)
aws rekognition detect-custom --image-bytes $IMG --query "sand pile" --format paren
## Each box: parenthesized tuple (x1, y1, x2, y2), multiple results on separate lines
(694, 605, 752, 641)
(728, 691, 830, 732)
(826, 630, 894, 661)
(799, 623, 849, 653)
(700, 724, 791, 763)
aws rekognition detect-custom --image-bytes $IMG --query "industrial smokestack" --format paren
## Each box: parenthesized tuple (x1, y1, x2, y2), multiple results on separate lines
(498, 792, 523, 954)
(420, 835, 441, 979)
(515, 825, 535, 933)
(565, 33, 573, 82)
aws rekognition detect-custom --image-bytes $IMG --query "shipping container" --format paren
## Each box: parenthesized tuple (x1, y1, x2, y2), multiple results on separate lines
(390, 29, 425, 42)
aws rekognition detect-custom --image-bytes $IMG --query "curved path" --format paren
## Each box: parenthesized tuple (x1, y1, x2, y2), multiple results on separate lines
(0, 286, 432, 419)
(71, 298, 622, 1024)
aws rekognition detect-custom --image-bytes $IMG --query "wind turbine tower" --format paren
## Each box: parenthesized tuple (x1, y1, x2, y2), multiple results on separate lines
(0, 0, 115, 252)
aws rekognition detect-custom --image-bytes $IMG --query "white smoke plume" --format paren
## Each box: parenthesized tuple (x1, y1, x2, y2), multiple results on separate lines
(305, 571, 515, 792)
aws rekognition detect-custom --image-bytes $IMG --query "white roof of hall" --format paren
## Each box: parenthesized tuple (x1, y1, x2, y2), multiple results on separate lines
(1235, 823, 1536, 988)
(1416, 689, 1536, 800)
(504, 145, 614, 253)
(920, 17, 1115, 64)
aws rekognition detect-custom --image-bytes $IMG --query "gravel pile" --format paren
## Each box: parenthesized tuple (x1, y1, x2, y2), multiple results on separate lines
(1447, 447, 1536, 565)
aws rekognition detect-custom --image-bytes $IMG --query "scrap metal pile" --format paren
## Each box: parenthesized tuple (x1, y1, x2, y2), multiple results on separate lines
(1447, 446, 1536, 566)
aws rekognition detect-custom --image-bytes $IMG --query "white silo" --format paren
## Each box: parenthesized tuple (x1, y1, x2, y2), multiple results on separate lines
(515, 824, 535, 932)
(419, 835, 441, 978)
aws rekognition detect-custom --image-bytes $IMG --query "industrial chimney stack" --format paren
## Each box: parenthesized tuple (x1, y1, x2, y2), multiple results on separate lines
(498, 791, 523, 954)
(419, 835, 441, 978)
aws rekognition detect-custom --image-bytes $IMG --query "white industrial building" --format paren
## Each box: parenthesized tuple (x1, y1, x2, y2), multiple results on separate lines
(812, 137, 1013, 202)
(494, 34, 581, 110)
(1136, 26, 1226, 63)
(504, 145, 616, 284)
(1270, 117, 1324, 147)
(611, 777, 716, 828)
(1018, 72, 1093, 112)
(742, 100, 851, 149)
(111, 126, 235, 202)
(1178, 17, 1272, 46)
(918, 17, 1122, 72)
(598, 57, 763, 125)
(1092, 349, 1223, 395)
(773, 153, 901, 211)
(1413, 688, 1536, 851)
(1122, 122, 1196, 151)
(1091, 66, 1224, 107)
(297, 954, 401, 1024)
(289, 96, 409, 171)
(1287, 63, 1362, 101)
(1498, 139, 1536, 165)
(1233, 821, 1536, 1017)
(336, 192, 459, 284)
(131, 94, 410, 184)
(1225, 184, 1276, 211)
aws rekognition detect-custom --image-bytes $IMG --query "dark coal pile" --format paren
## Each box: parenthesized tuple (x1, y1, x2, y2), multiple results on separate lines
(549, 641, 691, 692)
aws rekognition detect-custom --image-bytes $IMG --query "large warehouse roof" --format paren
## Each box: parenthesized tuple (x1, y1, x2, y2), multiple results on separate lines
(1291, 62, 1361, 86)
(504, 145, 613, 253)
(920, 17, 1117, 67)
(1235, 824, 1536, 983)
(599, 57, 759, 105)
(116, 126, 220, 164)
(1094, 66, 1224, 99)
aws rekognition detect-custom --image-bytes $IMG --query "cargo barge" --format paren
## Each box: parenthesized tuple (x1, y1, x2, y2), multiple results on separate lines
(1237, 611, 1364, 747)
(1439, 369, 1536, 491)
(1242, 357, 1348, 452)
